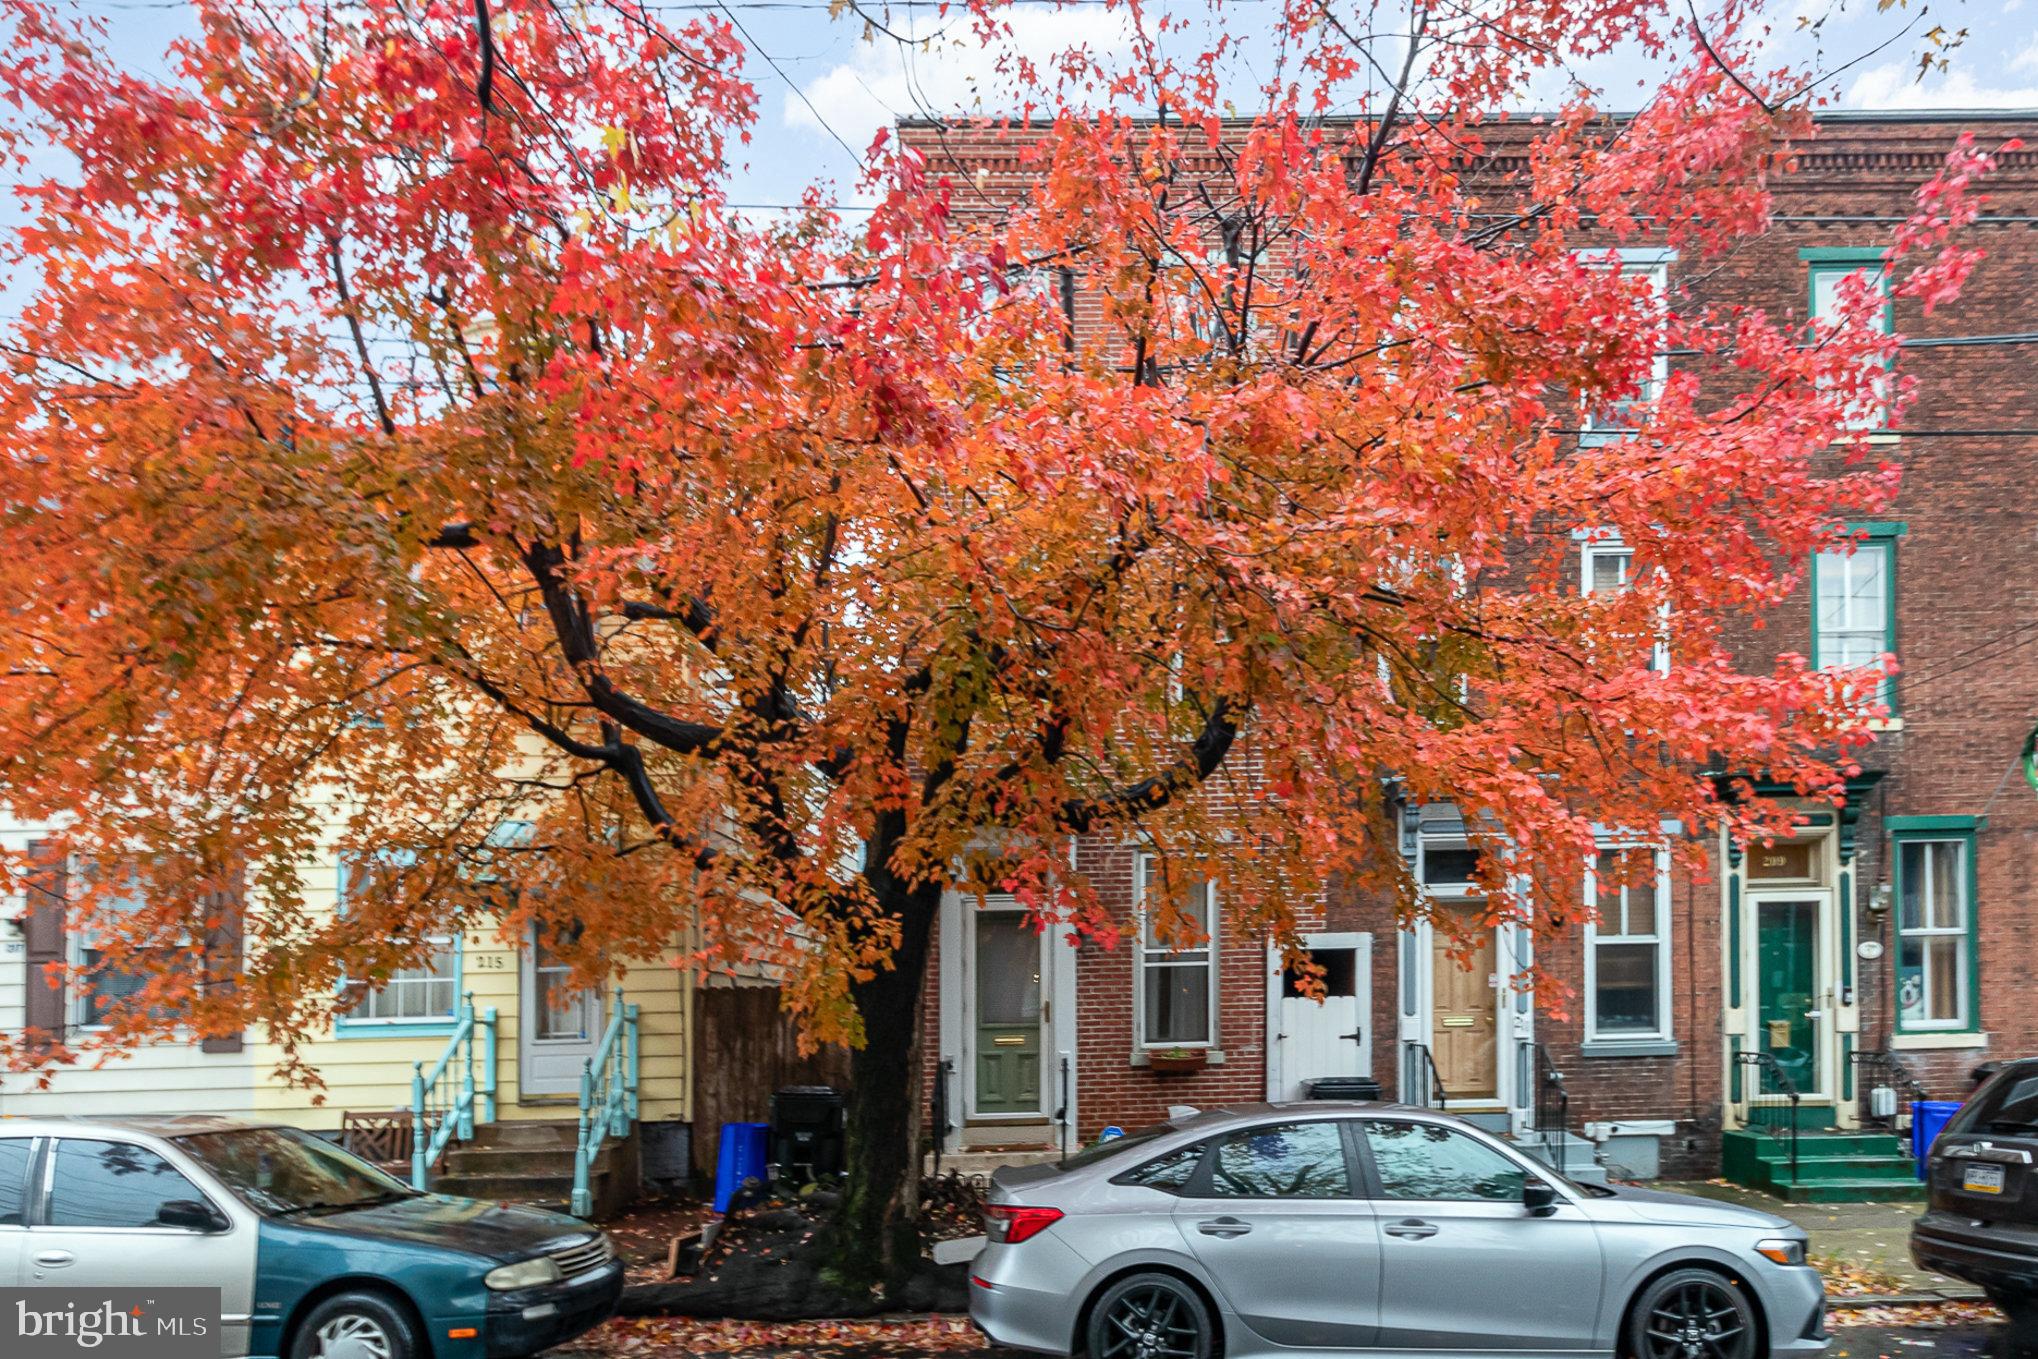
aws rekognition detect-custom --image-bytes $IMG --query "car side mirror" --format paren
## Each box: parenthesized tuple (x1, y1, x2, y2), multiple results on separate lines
(1523, 1179, 1559, 1217)
(157, 1199, 229, 1233)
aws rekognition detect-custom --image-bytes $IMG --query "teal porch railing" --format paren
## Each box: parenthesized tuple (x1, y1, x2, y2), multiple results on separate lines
(410, 992, 499, 1189)
(572, 992, 641, 1218)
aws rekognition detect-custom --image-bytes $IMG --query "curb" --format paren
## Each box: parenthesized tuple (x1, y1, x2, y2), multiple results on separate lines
(1828, 1292, 1992, 1308)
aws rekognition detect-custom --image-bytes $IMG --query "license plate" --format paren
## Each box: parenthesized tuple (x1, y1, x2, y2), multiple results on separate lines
(1963, 1163, 2007, 1194)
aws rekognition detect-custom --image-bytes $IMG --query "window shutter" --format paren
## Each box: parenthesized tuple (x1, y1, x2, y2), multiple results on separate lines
(21, 840, 68, 1043)
(200, 864, 246, 1054)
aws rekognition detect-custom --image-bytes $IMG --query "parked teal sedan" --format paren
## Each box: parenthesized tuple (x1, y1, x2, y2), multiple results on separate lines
(0, 1115, 623, 1359)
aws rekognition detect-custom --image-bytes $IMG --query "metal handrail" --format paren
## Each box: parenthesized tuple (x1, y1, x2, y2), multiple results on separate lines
(1735, 1050, 1801, 1182)
(931, 1058, 955, 1175)
(571, 991, 640, 1218)
(1532, 1044, 1571, 1176)
(1401, 1040, 1450, 1109)
(410, 992, 498, 1190)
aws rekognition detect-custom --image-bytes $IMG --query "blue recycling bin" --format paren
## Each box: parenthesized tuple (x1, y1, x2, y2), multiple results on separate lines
(715, 1120, 770, 1212)
(1912, 1100, 1962, 1177)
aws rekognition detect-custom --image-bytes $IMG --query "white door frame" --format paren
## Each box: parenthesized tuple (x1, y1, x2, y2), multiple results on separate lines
(1396, 908, 1534, 1122)
(517, 926, 604, 1099)
(936, 890, 1079, 1153)
(1739, 885, 1841, 1106)
(1264, 932, 1373, 1101)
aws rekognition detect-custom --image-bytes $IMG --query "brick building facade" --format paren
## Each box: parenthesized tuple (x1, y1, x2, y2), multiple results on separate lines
(908, 112, 2038, 1182)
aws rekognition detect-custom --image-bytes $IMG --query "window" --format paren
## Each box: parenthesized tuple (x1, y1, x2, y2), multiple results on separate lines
(1580, 535, 1670, 673)
(1894, 827, 1977, 1033)
(1364, 1120, 1531, 1202)
(337, 854, 459, 1027)
(1577, 249, 1672, 444)
(1117, 1143, 1207, 1193)
(49, 1139, 214, 1229)
(1586, 848, 1671, 1042)
(1954, 1071, 2038, 1137)
(77, 869, 169, 1030)
(0, 1138, 32, 1226)
(1135, 855, 1216, 1048)
(1419, 842, 1482, 892)
(1813, 533, 1897, 713)
(175, 1126, 411, 1217)
(1206, 1121, 1350, 1198)
(1807, 253, 1892, 431)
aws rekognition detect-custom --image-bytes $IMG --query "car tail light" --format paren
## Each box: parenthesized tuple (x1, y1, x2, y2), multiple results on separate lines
(984, 1203, 1063, 1244)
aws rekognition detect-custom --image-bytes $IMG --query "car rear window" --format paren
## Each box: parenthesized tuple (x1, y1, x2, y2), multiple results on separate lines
(1954, 1071, 2038, 1137)
(1058, 1124, 1175, 1171)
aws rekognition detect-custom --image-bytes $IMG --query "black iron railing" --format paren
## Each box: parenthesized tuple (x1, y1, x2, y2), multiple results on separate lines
(1851, 1047, 1928, 1131)
(1735, 1050, 1801, 1182)
(1530, 1044, 1572, 1176)
(931, 1057, 955, 1175)
(1401, 1041, 1449, 1109)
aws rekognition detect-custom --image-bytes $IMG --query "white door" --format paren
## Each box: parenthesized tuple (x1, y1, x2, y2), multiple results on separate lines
(25, 1136, 260, 1357)
(519, 931, 604, 1098)
(1271, 933, 1373, 1100)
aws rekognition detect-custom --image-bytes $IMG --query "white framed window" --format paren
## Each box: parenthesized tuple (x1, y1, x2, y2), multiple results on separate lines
(1584, 847, 1673, 1043)
(1577, 248, 1673, 444)
(1579, 534, 1671, 673)
(1896, 835, 1973, 1033)
(1134, 853, 1217, 1048)
(1813, 536, 1896, 713)
(76, 868, 165, 1032)
(336, 853, 460, 1028)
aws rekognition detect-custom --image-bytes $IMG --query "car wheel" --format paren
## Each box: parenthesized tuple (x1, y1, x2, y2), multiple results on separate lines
(1625, 1267, 1757, 1359)
(1986, 1287, 2038, 1324)
(1086, 1273, 1214, 1359)
(289, 1290, 418, 1359)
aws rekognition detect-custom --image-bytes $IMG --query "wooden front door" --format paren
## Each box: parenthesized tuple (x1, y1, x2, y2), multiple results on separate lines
(1431, 914, 1498, 1099)
(973, 911, 1043, 1114)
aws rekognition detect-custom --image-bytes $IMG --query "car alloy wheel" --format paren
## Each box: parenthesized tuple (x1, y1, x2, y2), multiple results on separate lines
(312, 1314, 394, 1359)
(1635, 1273, 1753, 1359)
(1092, 1277, 1211, 1359)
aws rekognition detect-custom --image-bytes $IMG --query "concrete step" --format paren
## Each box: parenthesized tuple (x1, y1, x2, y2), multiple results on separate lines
(1456, 1110, 1513, 1133)
(467, 1119, 581, 1149)
(926, 1147, 1062, 1180)
(1780, 1155, 1920, 1183)
(1767, 1177, 1929, 1204)
(438, 1144, 614, 1177)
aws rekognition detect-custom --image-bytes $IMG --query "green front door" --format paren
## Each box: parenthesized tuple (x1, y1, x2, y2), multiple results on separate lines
(974, 913, 1042, 1114)
(1756, 898, 1821, 1095)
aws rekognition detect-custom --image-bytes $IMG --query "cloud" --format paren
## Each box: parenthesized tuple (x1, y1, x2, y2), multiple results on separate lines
(1846, 52, 2038, 109)
(784, 5, 1139, 153)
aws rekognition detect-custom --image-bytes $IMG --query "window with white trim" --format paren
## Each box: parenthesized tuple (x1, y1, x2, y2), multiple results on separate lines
(1580, 535, 1670, 673)
(1135, 854, 1217, 1048)
(338, 854, 459, 1025)
(1814, 538, 1895, 712)
(1896, 836, 1971, 1032)
(1585, 848, 1672, 1042)
(78, 868, 167, 1031)
(1578, 250, 1672, 444)
(1808, 259, 1892, 431)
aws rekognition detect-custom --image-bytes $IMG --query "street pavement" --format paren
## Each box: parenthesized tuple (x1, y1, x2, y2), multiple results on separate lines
(1831, 1318, 2038, 1357)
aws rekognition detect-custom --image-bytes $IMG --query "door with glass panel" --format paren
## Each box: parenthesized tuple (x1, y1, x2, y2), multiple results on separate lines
(1754, 896, 1824, 1097)
(519, 928, 604, 1098)
(973, 908, 1043, 1115)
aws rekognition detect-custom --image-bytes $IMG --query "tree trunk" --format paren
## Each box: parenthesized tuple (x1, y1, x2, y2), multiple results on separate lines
(825, 874, 940, 1297)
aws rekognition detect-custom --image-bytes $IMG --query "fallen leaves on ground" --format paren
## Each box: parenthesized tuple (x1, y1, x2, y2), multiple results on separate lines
(556, 1314, 992, 1356)
(1817, 1255, 1913, 1298)
(1829, 1299, 2004, 1328)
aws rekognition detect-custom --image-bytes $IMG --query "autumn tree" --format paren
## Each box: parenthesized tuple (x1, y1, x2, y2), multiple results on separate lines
(0, 0, 2007, 1289)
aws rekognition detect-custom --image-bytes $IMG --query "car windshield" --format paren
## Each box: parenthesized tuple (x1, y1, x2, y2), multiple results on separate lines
(1953, 1070, 2038, 1137)
(174, 1126, 418, 1217)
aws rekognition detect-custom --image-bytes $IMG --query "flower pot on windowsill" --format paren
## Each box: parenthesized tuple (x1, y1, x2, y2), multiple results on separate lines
(1148, 1049, 1208, 1075)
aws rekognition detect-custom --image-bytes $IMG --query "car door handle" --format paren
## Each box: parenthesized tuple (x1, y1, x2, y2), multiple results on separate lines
(35, 1250, 75, 1267)
(1196, 1217, 1252, 1238)
(1385, 1219, 1438, 1240)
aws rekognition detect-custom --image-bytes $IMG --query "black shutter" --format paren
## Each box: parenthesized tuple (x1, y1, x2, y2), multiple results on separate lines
(22, 840, 68, 1044)
(200, 864, 245, 1054)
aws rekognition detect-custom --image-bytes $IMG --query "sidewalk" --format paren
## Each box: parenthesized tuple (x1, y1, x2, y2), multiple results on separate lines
(1661, 1180, 1982, 1300)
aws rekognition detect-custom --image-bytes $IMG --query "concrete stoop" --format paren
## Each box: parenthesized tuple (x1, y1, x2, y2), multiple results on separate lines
(925, 1145, 1063, 1180)
(429, 1119, 640, 1220)
(1721, 1129, 1927, 1203)
(1516, 1131, 1612, 1186)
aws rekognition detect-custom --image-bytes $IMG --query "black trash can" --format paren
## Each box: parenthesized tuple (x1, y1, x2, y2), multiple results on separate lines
(1303, 1075, 1383, 1101)
(769, 1084, 846, 1182)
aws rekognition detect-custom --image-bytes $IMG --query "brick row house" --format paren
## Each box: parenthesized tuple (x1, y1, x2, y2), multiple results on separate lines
(910, 111, 2038, 1194)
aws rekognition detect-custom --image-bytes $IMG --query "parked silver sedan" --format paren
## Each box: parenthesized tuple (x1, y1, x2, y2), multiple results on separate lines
(970, 1103, 1824, 1359)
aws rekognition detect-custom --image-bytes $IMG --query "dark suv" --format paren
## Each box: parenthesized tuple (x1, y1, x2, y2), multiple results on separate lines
(1912, 1057, 2038, 1323)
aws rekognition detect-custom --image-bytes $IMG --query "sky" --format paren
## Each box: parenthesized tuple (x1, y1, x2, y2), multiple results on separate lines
(17, 0, 2038, 220)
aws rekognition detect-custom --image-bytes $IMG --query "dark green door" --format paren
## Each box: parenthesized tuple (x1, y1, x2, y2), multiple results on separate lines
(975, 913, 1042, 1114)
(1756, 898, 1821, 1095)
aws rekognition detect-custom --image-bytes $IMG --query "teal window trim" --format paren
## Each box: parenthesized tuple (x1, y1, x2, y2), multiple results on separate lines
(332, 850, 463, 1037)
(1804, 252, 1894, 432)
(1810, 528, 1900, 716)
(1799, 247, 1890, 264)
(1889, 823, 1982, 1036)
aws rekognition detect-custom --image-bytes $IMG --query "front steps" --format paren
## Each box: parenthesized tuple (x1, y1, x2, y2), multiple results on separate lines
(429, 1119, 640, 1220)
(1721, 1128, 1926, 1203)
(1517, 1131, 1611, 1186)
